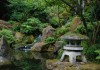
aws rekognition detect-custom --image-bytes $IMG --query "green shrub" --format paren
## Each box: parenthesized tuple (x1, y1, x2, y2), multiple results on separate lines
(0, 29, 15, 44)
(57, 49, 63, 59)
(75, 22, 100, 44)
(38, 23, 48, 32)
(8, 20, 17, 25)
(75, 22, 94, 34)
(54, 22, 70, 37)
(21, 17, 42, 34)
(49, 17, 59, 27)
(10, 12, 24, 21)
(95, 50, 100, 59)
(75, 24, 86, 34)
(8, 21, 21, 32)
(82, 41, 100, 61)
(13, 24, 21, 32)
(8, 0, 34, 21)
(45, 37, 56, 44)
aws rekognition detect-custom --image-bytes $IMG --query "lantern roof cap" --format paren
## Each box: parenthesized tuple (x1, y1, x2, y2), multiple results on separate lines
(61, 32, 89, 40)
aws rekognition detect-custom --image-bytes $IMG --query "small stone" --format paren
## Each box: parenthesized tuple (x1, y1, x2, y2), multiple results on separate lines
(80, 62, 86, 65)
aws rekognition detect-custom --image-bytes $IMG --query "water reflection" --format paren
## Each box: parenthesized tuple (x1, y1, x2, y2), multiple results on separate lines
(0, 50, 56, 70)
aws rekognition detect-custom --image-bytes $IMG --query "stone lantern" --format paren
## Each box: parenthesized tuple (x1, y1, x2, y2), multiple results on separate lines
(60, 32, 89, 64)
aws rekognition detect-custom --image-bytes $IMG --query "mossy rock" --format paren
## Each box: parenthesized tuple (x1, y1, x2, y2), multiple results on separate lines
(42, 26, 55, 41)
(31, 42, 46, 52)
(24, 35, 34, 44)
(13, 43, 26, 49)
(31, 42, 55, 52)
(15, 32, 24, 43)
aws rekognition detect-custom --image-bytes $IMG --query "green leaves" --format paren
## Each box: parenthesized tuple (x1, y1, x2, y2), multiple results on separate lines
(10, 12, 24, 21)
(8, 0, 46, 21)
(82, 43, 100, 61)
(45, 37, 56, 44)
(54, 22, 70, 37)
(49, 17, 59, 26)
(20, 17, 48, 34)
(20, 17, 41, 34)
(95, 50, 100, 59)
(0, 29, 15, 44)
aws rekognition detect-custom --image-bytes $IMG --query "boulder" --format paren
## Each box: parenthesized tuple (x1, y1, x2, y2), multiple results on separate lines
(15, 32, 24, 43)
(31, 42, 56, 52)
(0, 36, 10, 57)
(15, 32, 34, 43)
(31, 52, 43, 59)
(25, 35, 34, 44)
(42, 26, 55, 41)
(54, 41, 63, 53)
(0, 36, 11, 65)
(14, 32, 34, 49)
(47, 44, 55, 52)
(31, 42, 46, 52)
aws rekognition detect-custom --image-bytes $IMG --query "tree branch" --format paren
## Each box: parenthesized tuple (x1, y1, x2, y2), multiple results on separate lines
(61, 0, 88, 33)
(61, 0, 76, 11)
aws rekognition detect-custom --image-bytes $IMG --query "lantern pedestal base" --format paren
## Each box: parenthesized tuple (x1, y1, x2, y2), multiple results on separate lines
(60, 51, 87, 64)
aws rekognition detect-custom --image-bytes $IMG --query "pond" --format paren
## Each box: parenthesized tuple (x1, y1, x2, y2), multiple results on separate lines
(1, 50, 100, 70)
(0, 50, 56, 70)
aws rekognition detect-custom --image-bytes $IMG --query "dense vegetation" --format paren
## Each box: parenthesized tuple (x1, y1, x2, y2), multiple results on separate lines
(0, 0, 100, 63)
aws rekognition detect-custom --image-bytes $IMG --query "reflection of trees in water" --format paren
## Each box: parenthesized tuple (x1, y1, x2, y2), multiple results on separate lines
(12, 50, 34, 60)
(12, 58, 42, 70)
(41, 59, 47, 70)
(31, 52, 56, 59)
(2, 50, 56, 70)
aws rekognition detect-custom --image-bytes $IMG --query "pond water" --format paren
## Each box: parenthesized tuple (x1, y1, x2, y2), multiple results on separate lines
(0, 50, 56, 70)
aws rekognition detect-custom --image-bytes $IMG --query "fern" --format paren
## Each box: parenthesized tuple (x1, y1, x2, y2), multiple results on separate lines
(95, 50, 100, 59)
